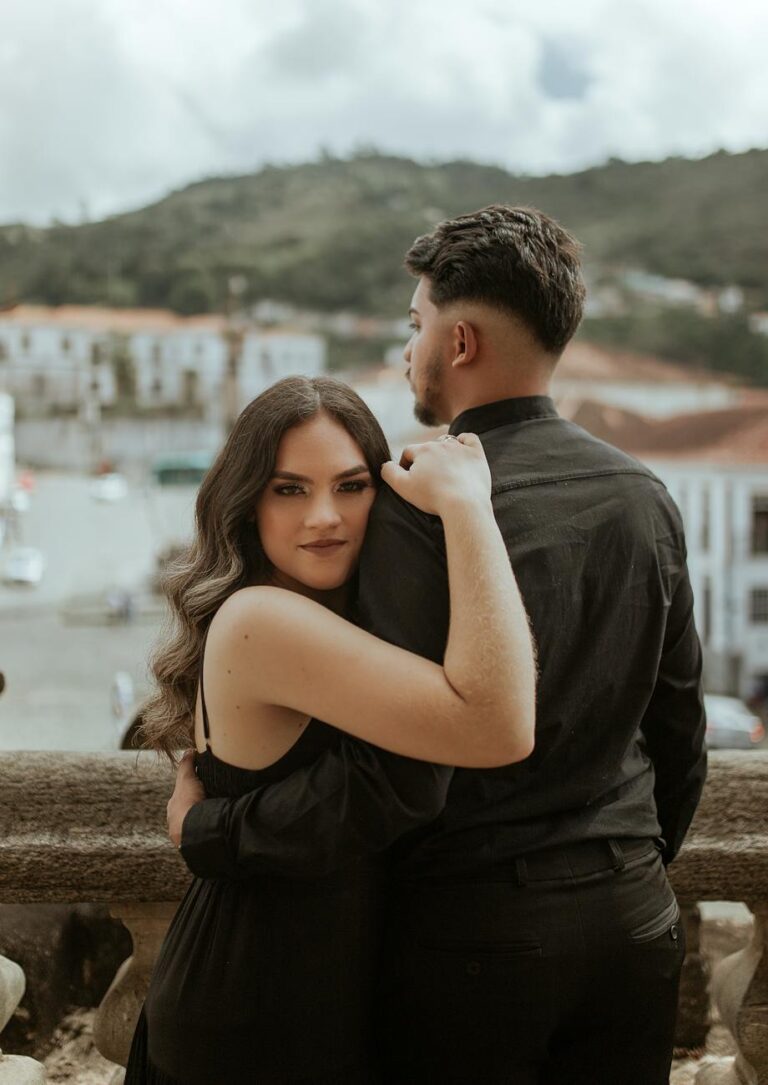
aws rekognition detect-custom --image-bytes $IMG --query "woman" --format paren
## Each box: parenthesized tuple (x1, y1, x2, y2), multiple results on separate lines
(126, 375, 535, 1084)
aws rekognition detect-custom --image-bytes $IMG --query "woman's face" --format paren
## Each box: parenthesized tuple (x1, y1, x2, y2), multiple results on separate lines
(256, 411, 377, 596)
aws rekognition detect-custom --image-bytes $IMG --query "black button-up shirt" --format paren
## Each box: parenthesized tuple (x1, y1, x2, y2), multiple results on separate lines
(181, 396, 706, 880)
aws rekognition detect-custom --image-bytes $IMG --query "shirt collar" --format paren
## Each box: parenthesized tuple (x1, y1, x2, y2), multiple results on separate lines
(449, 396, 558, 437)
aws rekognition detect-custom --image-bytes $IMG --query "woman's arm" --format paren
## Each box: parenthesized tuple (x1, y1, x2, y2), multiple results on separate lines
(214, 434, 536, 768)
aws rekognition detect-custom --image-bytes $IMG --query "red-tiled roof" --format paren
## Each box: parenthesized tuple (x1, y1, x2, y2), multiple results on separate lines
(560, 397, 768, 465)
(0, 304, 227, 333)
(557, 341, 739, 387)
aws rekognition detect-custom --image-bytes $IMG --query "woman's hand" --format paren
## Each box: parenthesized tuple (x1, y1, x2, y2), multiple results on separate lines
(167, 749, 206, 848)
(381, 433, 492, 517)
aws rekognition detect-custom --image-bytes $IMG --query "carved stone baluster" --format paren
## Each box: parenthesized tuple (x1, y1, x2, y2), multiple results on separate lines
(0, 954, 46, 1084)
(676, 901, 711, 1051)
(93, 902, 177, 1069)
(696, 904, 768, 1085)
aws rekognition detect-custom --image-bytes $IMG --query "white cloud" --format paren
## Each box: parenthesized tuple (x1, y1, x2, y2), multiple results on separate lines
(0, 0, 766, 223)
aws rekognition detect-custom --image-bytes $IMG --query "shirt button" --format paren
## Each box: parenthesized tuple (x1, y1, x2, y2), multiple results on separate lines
(467, 961, 481, 976)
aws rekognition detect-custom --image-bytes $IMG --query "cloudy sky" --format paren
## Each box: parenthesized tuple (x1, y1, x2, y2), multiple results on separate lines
(1, 0, 766, 224)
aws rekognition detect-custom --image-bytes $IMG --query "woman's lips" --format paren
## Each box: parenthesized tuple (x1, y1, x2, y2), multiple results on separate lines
(299, 540, 347, 554)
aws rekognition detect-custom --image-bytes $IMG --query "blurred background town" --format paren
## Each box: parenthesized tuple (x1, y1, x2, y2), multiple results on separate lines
(1, 0, 767, 759)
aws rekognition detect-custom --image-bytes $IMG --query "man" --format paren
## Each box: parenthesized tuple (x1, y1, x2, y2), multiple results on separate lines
(169, 205, 706, 1083)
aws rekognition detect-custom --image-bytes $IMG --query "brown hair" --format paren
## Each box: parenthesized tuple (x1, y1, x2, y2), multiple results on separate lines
(139, 375, 391, 759)
(405, 204, 585, 354)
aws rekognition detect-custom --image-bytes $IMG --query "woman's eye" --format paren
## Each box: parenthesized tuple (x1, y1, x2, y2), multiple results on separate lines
(274, 485, 305, 496)
(408, 322, 419, 332)
(338, 480, 370, 493)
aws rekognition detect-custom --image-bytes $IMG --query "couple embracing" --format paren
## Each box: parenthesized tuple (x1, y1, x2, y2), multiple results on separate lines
(125, 205, 706, 1084)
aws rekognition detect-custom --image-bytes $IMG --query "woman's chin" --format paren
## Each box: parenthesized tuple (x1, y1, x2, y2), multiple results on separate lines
(283, 567, 353, 595)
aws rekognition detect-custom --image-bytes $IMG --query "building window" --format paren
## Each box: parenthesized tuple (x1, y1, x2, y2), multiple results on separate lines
(702, 577, 712, 645)
(0, 340, 7, 361)
(676, 483, 688, 527)
(700, 488, 710, 552)
(20, 332, 31, 353)
(752, 496, 768, 554)
(151, 378, 162, 398)
(61, 335, 71, 353)
(32, 373, 47, 398)
(91, 342, 102, 366)
(151, 341, 163, 364)
(182, 369, 199, 407)
(751, 588, 768, 624)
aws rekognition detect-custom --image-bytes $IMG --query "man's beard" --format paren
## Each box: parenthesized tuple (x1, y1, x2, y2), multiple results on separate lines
(412, 352, 444, 427)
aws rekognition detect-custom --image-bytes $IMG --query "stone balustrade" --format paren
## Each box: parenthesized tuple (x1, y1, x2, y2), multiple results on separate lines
(0, 749, 766, 1082)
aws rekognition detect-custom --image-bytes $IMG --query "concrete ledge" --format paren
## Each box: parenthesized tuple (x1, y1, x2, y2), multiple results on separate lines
(0, 752, 190, 903)
(0, 749, 765, 904)
(668, 750, 768, 901)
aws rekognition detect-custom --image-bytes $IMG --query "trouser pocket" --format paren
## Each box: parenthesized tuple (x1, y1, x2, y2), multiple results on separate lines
(627, 896, 680, 944)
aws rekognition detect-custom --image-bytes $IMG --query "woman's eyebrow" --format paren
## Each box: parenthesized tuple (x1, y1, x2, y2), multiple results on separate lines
(272, 465, 370, 482)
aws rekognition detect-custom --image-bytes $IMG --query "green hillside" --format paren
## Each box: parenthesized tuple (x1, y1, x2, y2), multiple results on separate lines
(1, 149, 767, 318)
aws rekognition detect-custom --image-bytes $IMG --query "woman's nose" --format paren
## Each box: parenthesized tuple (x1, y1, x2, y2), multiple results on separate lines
(304, 495, 342, 529)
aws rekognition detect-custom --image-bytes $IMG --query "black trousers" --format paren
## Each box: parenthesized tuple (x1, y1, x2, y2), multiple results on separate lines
(378, 839, 685, 1085)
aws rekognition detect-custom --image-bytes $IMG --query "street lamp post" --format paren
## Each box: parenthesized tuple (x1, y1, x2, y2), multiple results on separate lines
(222, 275, 247, 434)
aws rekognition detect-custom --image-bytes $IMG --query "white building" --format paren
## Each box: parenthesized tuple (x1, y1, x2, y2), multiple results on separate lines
(0, 305, 326, 416)
(0, 393, 14, 506)
(238, 329, 326, 404)
(565, 399, 768, 698)
(0, 305, 119, 411)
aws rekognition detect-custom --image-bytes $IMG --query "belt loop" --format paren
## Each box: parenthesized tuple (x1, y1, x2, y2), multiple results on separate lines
(607, 840, 625, 872)
(514, 857, 528, 886)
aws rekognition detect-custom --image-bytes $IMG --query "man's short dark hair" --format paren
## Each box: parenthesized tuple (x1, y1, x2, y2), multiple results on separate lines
(404, 205, 585, 354)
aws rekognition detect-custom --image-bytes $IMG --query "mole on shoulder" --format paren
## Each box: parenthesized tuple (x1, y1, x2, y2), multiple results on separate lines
(244, 634, 249, 640)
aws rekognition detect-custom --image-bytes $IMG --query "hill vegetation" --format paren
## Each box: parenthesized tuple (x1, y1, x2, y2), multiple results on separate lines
(1, 149, 767, 317)
(1, 149, 767, 383)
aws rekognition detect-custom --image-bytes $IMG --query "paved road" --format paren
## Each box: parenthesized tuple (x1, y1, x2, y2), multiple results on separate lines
(0, 472, 197, 749)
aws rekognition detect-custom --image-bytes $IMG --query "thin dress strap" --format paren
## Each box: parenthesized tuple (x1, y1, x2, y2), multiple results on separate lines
(199, 629, 212, 752)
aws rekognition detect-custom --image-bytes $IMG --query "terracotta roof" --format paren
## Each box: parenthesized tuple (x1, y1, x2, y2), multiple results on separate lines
(560, 397, 768, 465)
(0, 304, 227, 334)
(557, 341, 739, 387)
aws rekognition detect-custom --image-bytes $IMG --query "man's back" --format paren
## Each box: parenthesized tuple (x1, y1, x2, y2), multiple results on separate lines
(365, 396, 705, 1083)
(358, 396, 706, 874)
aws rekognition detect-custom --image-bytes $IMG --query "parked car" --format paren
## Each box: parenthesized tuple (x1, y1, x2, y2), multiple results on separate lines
(110, 670, 147, 749)
(3, 546, 45, 585)
(90, 472, 128, 502)
(704, 694, 765, 750)
(10, 487, 31, 513)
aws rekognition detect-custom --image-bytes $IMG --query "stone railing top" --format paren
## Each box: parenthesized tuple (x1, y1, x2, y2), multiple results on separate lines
(0, 751, 189, 903)
(0, 749, 766, 904)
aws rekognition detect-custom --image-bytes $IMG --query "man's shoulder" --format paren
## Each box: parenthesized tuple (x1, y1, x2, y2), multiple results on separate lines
(370, 481, 443, 532)
(484, 414, 666, 491)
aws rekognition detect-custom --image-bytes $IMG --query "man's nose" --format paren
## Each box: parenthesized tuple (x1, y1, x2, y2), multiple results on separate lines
(403, 339, 412, 364)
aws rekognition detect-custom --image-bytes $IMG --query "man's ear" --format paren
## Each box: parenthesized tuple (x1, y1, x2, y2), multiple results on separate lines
(451, 320, 478, 369)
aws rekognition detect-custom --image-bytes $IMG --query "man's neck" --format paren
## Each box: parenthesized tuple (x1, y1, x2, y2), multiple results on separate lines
(447, 379, 552, 423)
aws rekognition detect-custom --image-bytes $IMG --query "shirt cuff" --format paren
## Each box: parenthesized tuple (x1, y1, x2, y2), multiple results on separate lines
(179, 798, 239, 880)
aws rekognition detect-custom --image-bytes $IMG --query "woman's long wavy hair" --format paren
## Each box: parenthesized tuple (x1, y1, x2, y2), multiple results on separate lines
(139, 376, 391, 760)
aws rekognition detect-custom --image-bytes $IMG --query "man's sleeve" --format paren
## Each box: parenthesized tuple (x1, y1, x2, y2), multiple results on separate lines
(640, 516, 707, 866)
(181, 487, 454, 880)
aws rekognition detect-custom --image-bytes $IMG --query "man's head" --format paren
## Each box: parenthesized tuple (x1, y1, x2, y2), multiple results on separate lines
(403, 205, 586, 425)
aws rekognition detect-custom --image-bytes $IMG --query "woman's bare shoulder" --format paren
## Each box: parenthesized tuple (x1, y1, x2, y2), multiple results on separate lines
(211, 585, 325, 640)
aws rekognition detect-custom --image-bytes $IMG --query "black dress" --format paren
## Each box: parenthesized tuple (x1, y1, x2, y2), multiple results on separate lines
(124, 674, 383, 1084)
